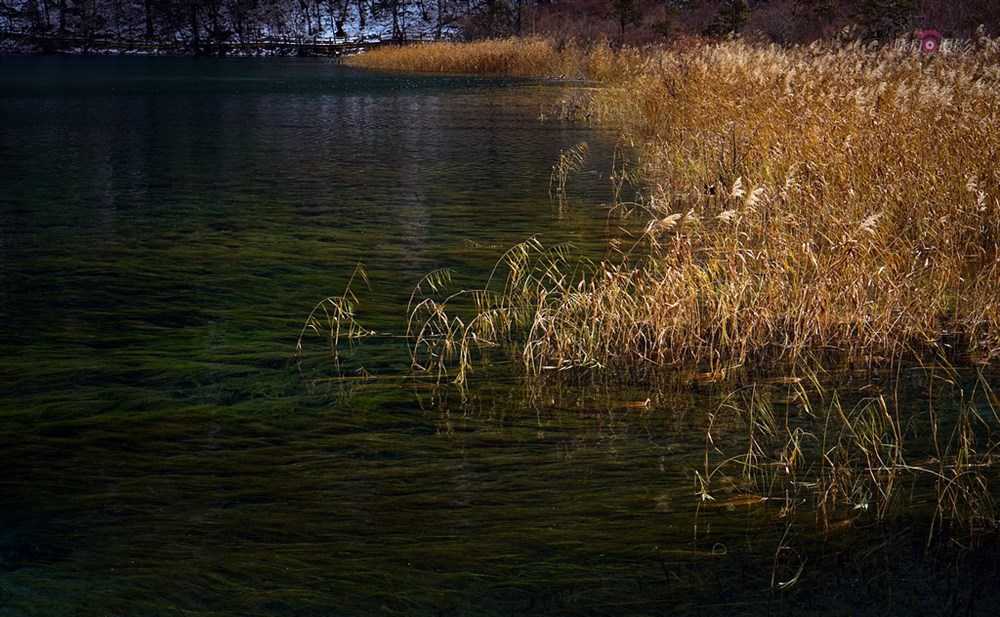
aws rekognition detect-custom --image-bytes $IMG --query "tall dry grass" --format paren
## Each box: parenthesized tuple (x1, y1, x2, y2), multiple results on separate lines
(344, 37, 644, 82)
(356, 37, 1000, 373)
(568, 38, 1000, 370)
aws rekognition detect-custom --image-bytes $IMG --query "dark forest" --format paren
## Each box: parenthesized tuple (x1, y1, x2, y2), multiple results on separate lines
(1, 0, 998, 54)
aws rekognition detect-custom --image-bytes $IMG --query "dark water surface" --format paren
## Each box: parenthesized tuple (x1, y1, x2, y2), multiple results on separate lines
(1, 56, 999, 615)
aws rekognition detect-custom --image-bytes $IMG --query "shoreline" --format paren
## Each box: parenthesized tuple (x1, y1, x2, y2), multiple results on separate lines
(352, 38, 1000, 372)
(0, 33, 422, 58)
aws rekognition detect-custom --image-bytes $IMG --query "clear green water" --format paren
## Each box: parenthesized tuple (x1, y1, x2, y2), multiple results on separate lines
(1, 56, 999, 615)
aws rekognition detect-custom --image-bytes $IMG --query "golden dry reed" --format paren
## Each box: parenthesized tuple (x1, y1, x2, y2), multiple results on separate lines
(345, 37, 642, 82)
(359, 37, 1000, 373)
(581, 38, 1000, 370)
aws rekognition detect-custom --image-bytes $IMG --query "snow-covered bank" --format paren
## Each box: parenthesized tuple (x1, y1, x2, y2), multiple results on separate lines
(0, 0, 459, 56)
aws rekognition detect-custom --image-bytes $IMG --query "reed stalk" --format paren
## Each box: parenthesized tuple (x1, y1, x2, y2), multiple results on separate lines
(694, 368, 1000, 536)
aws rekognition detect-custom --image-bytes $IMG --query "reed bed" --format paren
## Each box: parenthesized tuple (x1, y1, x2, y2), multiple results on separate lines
(576, 38, 1000, 371)
(325, 37, 1000, 584)
(373, 37, 1000, 375)
(345, 37, 643, 82)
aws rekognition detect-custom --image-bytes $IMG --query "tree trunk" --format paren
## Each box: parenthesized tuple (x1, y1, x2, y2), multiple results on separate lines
(57, 0, 66, 36)
(190, 4, 200, 52)
(144, 0, 153, 37)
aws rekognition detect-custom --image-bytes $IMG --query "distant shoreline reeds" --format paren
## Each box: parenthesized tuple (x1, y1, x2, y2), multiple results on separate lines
(349, 37, 1000, 373)
(344, 37, 641, 81)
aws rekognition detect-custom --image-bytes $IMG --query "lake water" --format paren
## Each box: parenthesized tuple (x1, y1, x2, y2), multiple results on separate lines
(1, 55, 999, 615)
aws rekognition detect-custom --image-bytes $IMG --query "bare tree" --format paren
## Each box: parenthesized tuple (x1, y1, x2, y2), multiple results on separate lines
(611, 0, 643, 43)
(855, 0, 916, 39)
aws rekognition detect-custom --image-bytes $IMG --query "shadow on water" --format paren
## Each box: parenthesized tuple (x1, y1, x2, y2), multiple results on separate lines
(1, 56, 999, 615)
(2, 366, 1000, 615)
